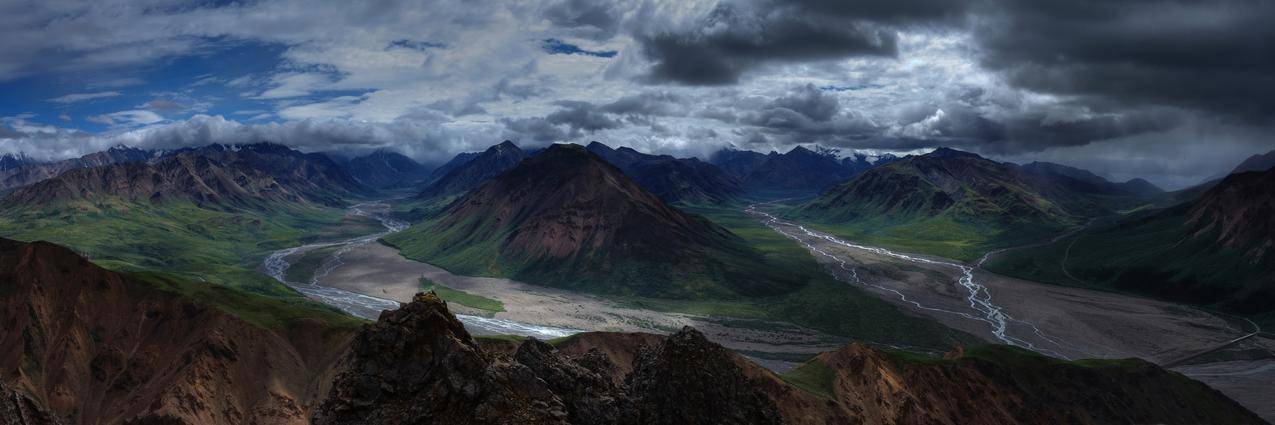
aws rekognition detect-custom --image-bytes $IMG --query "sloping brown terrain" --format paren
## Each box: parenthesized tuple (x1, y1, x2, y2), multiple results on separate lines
(803, 342, 1266, 425)
(0, 238, 354, 424)
(1185, 167, 1275, 263)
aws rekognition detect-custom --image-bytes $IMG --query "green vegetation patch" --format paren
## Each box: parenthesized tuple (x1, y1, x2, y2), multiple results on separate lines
(421, 277, 506, 313)
(285, 245, 342, 283)
(132, 270, 364, 332)
(780, 359, 836, 399)
(0, 198, 382, 298)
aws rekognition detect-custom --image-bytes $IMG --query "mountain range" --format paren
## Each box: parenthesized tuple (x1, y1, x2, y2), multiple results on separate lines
(4, 143, 366, 209)
(1, 238, 1262, 424)
(710, 146, 872, 196)
(586, 141, 741, 204)
(335, 149, 432, 189)
(792, 148, 1168, 260)
(388, 143, 797, 299)
(0, 145, 154, 193)
(417, 140, 527, 200)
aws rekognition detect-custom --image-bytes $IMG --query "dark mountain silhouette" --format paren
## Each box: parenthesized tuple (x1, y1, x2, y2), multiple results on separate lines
(425, 151, 480, 183)
(387, 144, 798, 298)
(740, 146, 857, 195)
(585, 141, 741, 204)
(340, 149, 431, 189)
(1230, 149, 1275, 175)
(709, 147, 770, 178)
(710, 145, 898, 196)
(1020, 161, 1164, 198)
(417, 140, 526, 199)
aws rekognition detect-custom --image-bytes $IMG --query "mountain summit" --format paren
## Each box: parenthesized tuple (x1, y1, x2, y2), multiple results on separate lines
(417, 140, 526, 200)
(387, 143, 795, 298)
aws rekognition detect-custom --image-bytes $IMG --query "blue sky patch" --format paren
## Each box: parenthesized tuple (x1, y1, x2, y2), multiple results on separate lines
(541, 39, 617, 58)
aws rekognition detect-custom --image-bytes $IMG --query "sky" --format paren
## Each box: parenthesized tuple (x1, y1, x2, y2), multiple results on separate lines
(1, 0, 1272, 189)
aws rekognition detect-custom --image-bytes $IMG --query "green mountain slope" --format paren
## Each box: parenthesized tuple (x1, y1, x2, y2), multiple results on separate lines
(985, 167, 1275, 322)
(0, 144, 381, 297)
(387, 144, 799, 299)
(793, 148, 1081, 260)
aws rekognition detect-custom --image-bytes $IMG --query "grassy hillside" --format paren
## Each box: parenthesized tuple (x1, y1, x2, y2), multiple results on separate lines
(0, 198, 381, 297)
(789, 203, 1065, 262)
(984, 210, 1273, 319)
(791, 149, 1082, 261)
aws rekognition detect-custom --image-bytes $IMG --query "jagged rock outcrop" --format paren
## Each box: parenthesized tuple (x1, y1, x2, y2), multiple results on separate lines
(626, 327, 782, 425)
(315, 293, 786, 425)
(314, 292, 597, 424)
(0, 382, 61, 425)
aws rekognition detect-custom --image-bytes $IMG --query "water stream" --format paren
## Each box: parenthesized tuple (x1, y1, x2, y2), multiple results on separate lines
(746, 204, 1081, 359)
(264, 201, 578, 338)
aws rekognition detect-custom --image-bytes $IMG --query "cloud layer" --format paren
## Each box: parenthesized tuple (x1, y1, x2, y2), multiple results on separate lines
(0, 0, 1271, 188)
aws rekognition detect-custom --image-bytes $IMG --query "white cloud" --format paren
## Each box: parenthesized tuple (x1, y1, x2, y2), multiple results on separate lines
(46, 91, 121, 104)
(87, 110, 164, 127)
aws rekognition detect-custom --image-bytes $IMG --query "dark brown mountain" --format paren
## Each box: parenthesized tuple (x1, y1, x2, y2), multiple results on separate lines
(585, 141, 741, 204)
(386, 143, 799, 299)
(0, 146, 153, 192)
(339, 149, 431, 189)
(0, 238, 356, 424)
(1229, 149, 1275, 175)
(167, 143, 368, 199)
(4, 143, 366, 208)
(787, 342, 1264, 425)
(417, 140, 526, 199)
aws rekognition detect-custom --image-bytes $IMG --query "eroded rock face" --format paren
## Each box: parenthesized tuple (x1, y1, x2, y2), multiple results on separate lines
(0, 238, 351, 425)
(314, 294, 781, 425)
(0, 382, 61, 425)
(626, 327, 783, 425)
(314, 293, 577, 424)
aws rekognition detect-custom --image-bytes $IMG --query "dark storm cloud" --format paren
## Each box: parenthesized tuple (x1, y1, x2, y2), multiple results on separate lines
(599, 92, 684, 116)
(500, 101, 622, 142)
(771, 84, 838, 122)
(974, 0, 1275, 120)
(546, 101, 622, 132)
(637, 4, 893, 85)
(634, 0, 973, 85)
(542, 0, 624, 40)
(501, 116, 570, 142)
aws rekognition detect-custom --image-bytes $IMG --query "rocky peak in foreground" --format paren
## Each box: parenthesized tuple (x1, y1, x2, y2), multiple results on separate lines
(315, 293, 782, 425)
